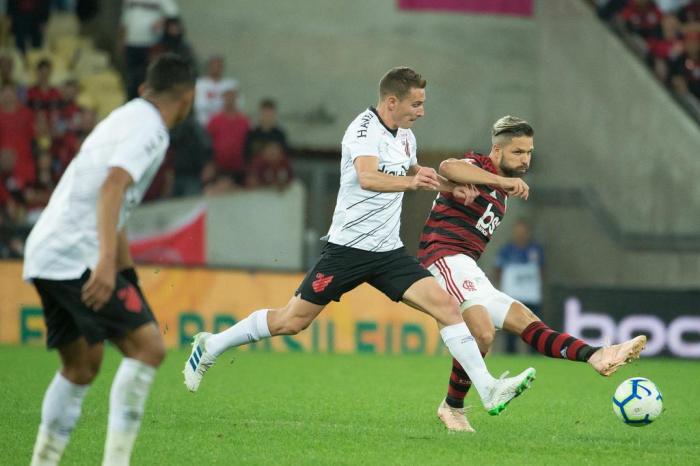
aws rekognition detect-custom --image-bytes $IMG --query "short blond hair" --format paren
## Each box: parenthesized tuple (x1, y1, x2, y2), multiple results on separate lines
(491, 116, 534, 144)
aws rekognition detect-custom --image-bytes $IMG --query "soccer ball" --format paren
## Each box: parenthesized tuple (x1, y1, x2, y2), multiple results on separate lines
(612, 377, 663, 426)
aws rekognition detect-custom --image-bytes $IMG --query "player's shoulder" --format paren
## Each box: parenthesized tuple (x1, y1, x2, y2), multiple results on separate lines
(344, 107, 383, 142)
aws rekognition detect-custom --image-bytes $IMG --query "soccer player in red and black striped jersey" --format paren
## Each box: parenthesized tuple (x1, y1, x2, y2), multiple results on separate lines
(418, 116, 648, 432)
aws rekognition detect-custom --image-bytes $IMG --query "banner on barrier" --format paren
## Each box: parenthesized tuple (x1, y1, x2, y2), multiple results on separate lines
(550, 286, 700, 359)
(0, 262, 447, 355)
(128, 205, 206, 265)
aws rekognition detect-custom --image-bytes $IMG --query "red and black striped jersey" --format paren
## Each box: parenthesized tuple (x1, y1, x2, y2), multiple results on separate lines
(417, 152, 507, 267)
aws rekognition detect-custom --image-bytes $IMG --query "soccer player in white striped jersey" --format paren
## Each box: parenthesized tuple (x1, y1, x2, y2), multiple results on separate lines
(184, 67, 537, 419)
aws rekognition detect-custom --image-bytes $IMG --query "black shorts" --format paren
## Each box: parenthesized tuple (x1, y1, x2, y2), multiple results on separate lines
(33, 270, 156, 349)
(296, 242, 433, 305)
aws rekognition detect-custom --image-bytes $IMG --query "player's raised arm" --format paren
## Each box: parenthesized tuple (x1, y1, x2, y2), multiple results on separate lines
(354, 156, 440, 192)
(81, 167, 133, 310)
(440, 158, 529, 200)
(410, 163, 479, 205)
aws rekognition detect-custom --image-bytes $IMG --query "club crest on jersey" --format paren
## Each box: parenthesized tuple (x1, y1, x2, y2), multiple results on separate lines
(475, 203, 501, 236)
(403, 138, 410, 157)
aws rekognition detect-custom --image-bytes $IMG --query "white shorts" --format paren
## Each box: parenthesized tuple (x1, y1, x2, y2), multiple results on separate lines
(427, 254, 515, 329)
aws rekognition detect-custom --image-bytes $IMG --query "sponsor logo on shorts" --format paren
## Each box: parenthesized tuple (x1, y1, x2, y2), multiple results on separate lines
(312, 273, 334, 293)
(117, 285, 143, 313)
(463, 280, 477, 292)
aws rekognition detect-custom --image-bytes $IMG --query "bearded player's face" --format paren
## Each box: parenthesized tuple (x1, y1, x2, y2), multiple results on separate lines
(499, 136, 533, 178)
(394, 88, 425, 129)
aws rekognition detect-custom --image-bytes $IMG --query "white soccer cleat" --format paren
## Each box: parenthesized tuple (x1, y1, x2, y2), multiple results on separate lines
(437, 399, 475, 432)
(183, 332, 217, 392)
(482, 367, 536, 416)
(588, 335, 647, 377)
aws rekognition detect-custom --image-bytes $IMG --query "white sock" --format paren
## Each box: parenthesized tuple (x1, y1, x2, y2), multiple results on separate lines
(206, 309, 271, 356)
(440, 323, 496, 401)
(103, 358, 156, 466)
(31, 372, 89, 466)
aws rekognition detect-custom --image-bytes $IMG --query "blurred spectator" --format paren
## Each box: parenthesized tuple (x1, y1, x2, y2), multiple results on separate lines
(0, 147, 26, 258)
(671, 29, 700, 97)
(0, 82, 35, 185)
(149, 16, 195, 67)
(7, 0, 51, 54)
(0, 53, 27, 101)
(119, 0, 179, 99)
(647, 14, 685, 81)
(622, 0, 663, 39)
(195, 55, 238, 126)
(596, 0, 629, 20)
(23, 150, 54, 212)
(246, 141, 293, 190)
(27, 58, 62, 125)
(75, 0, 99, 24)
(494, 219, 544, 355)
(244, 98, 289, 163)
(679, 0, 700, 22)
(205, 87, 250, 191)
(170, 113, 211, 197)
(142, 149, 173, 202)
(51, 79, 87, 173)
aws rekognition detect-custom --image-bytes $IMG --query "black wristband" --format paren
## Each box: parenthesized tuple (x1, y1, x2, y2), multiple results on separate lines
(120, 267, 139, 287)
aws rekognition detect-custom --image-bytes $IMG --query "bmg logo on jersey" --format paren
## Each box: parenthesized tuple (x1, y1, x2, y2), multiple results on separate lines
(475, 203, 501, 236)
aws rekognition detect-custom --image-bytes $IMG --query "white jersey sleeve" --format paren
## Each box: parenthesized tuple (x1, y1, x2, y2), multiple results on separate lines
(343, 112, 383, 161)
(108, 123, 168, 184)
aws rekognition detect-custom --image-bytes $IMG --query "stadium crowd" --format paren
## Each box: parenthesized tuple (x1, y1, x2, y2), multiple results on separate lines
(595, 0, 700, 102)
(0, 0, 293, 258)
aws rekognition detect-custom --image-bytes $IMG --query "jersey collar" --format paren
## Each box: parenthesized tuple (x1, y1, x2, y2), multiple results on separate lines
(369, 106, 398, 137)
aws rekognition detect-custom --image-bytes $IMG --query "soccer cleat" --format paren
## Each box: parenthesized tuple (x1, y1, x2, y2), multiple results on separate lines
(437, 399, 475, 432)
(482, 367, 536, 416)
(588, 335, 647, 377)
(183, 332, 217, 392)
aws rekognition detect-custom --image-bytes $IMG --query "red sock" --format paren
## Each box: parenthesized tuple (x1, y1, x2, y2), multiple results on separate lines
(444, 354, 485, 409)
(521, 321, 598, 361)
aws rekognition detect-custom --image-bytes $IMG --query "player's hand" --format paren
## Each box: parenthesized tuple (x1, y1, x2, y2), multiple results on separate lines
(81, 259, 116, 311)
(452, 184, 479, 205)
(498, 177, 529, 200)
(410, 167, 441, 191)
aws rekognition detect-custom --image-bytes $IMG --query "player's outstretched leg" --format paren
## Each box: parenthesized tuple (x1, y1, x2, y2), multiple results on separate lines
(402, 278, 535, 417)
(587, 335, 647, 376)
(504, 302, 646, 376)
(183, 297, 325, 392)
(30, 339, 102, 466)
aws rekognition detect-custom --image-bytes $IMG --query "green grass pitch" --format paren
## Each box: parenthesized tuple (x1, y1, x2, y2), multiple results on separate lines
(1, 345, 698, 465)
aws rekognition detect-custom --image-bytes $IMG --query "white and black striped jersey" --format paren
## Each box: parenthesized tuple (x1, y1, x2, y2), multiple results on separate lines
(324, 107, 417, 252)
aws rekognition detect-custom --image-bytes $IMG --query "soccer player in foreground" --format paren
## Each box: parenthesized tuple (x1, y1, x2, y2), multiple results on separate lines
(23, 54, 195, 465)
(184, 67, 536, 416)
(417, 116, 647, 432)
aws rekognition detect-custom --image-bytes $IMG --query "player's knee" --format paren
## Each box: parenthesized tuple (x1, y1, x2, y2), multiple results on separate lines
(435, 292, 462, 324)
(63, 360, 101, 385)
(147, 339, 167, 367)
(473, 328, 495, 353)
(284, 317, 312, 335)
